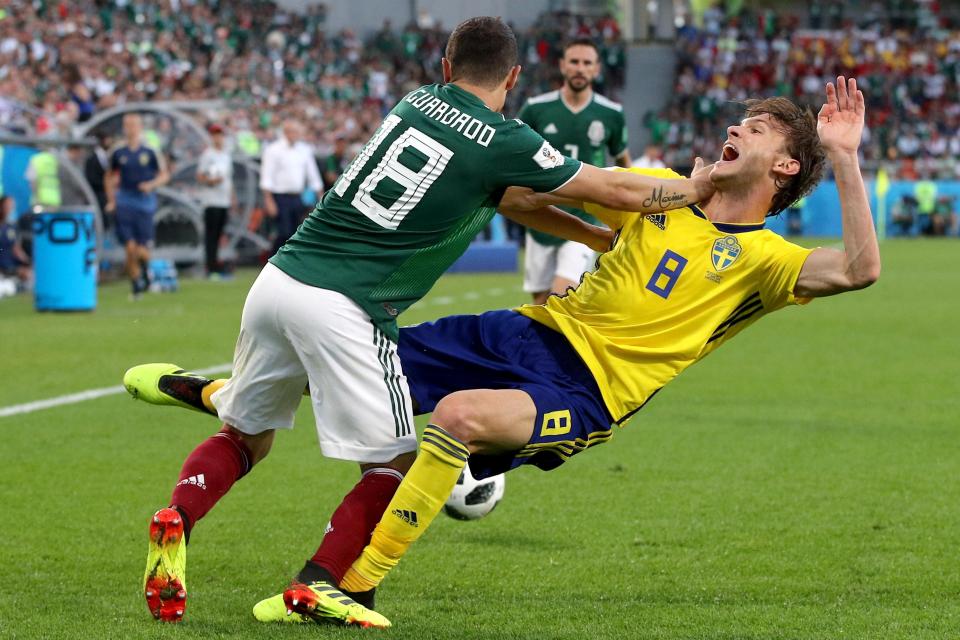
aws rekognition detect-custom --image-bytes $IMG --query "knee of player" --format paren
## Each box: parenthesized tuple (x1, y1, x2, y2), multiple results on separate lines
(224, 425, 274, 466)
(430, 393, 485, 450)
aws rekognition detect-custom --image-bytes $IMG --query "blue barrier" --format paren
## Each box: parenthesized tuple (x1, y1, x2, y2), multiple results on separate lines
(765, 179, 960, 237)
(448, 241, 518, 273)
(33, 210, 97, 311)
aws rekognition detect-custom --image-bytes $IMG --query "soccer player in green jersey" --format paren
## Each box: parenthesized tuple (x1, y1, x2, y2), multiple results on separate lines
(130, 77, 879, 627)
(133, 16, 715, 627)
(518, 38, 631, 304)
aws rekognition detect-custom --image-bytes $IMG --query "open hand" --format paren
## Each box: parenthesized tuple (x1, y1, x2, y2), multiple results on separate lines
(690, 156, 717, 201)
(817, 76, 865, 155)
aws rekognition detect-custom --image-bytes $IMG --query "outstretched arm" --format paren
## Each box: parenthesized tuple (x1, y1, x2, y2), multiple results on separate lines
(501, 158, 714, 229)
(498, 204, 613, 252)
(795, 76, 880, 298)
(553, 161, 715, 214)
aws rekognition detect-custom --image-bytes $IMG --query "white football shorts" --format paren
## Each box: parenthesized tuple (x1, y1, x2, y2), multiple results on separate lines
(212, 263, 417, 463)
(523, 234, 596, 293)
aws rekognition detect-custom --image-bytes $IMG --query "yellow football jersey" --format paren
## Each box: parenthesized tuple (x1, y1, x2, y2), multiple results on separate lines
(516, 167, 814, 423)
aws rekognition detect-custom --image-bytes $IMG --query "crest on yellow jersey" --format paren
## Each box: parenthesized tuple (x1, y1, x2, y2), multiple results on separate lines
(711, 236, 742, 271)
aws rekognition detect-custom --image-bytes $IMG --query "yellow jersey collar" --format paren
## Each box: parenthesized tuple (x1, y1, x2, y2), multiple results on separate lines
(690, 205, 765, 234)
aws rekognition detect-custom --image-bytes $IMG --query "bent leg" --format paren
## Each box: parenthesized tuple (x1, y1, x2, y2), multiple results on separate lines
(170, 264, 309, 535)
(298, 451, 415, 603)
(169, 425, 272, 538)
(284, 289, 418, 591)
(341, 389, 536, 592)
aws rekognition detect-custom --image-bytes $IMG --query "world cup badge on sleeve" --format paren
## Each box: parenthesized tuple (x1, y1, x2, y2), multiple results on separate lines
(711, 236, 742, 272)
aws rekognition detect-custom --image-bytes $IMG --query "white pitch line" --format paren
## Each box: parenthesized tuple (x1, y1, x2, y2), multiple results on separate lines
(1, 280, 526, 419)
(0, 363, 232, 419)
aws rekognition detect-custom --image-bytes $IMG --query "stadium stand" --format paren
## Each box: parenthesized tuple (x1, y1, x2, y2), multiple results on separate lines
(0, 1, 625, 161)
(653, 1, 960, 182)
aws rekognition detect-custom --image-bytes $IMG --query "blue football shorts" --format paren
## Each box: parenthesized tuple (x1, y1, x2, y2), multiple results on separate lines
(398, 309, 615, 479)
(115, 190, 156, 245)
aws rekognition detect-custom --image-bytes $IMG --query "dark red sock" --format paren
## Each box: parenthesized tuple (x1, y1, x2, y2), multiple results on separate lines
(169, 427, 252, 535)
(309, 468, 402, 584)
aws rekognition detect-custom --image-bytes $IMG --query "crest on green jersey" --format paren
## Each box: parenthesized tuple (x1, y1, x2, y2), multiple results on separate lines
(588, 120, 605, 146)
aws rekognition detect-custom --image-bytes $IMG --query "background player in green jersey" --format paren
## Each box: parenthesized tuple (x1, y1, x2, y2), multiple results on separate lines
(131, 16, 716, 627)
(518, 38, 631, 304)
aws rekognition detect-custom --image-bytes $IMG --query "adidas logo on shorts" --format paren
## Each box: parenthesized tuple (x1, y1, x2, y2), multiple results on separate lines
(176, 474, 206, 490)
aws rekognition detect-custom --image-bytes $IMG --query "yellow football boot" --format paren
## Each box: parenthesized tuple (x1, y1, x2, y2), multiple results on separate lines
(123, 363, 223, 416)
(143, 508, 188, 622)
(251, 592, 309, 624)
(252, 582, 390, 628)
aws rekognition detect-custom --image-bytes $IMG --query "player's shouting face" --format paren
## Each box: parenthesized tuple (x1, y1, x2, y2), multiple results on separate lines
(560, 44, 599, 93)
(712, 112, 800, 192)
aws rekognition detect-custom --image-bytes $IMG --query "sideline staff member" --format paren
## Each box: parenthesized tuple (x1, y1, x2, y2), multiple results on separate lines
(259, 120, 322, 253)
(106, 113, 169, 298)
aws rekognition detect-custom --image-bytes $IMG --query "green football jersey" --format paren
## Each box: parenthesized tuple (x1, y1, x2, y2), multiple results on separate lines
(518, 90, 628, 246)
(270, 83, 582, 341)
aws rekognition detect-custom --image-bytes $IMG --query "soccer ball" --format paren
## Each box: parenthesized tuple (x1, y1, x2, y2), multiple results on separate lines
(443, 462, 505, 521)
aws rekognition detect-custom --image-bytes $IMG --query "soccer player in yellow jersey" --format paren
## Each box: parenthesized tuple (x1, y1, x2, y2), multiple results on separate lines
(330, 76, 880, 609)
(126, 77, 879, 624)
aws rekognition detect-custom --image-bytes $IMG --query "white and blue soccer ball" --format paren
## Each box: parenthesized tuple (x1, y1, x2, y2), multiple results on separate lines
(443, 462, 506, 521)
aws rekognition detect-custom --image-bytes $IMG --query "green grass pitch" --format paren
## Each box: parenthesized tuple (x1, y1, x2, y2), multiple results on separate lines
(1, 239, 958, 639)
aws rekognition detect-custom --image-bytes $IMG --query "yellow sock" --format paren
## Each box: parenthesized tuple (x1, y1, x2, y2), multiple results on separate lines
(201, 379, 227, 414)
(341, 425, 468, 592)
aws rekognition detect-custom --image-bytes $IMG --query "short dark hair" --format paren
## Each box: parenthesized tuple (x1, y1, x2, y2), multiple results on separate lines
(445, 17, 518, 89)
(563, 38, 599, 57)
(743, 97, 826, 217)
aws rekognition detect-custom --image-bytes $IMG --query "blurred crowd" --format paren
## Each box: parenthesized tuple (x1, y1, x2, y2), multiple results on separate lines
(0, 2, 628, 292)
(0, 0, 625, 177)
(648, 0, 960, 180)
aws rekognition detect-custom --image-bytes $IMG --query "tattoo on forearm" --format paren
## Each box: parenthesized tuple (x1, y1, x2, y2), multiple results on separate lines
(642, 185, 688, 209)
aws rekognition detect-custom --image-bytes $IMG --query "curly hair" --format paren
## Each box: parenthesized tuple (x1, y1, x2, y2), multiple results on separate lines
(743, 97, 826, 216)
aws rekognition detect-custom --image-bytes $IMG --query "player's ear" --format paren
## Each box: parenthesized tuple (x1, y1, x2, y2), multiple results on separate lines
(441, 58, 453, 84)
(504, 65, 521, 91)
(773, 156, 800, 177)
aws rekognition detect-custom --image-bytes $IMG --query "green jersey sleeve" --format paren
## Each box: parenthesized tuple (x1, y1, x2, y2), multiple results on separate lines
(489, 119, 582, 193)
